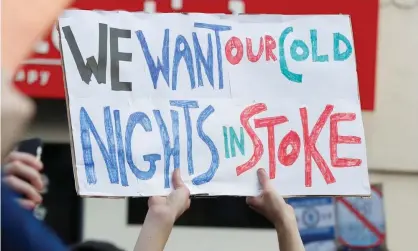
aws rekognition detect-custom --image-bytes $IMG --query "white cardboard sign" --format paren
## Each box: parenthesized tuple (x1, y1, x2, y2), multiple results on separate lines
(58, 11, 371, 197)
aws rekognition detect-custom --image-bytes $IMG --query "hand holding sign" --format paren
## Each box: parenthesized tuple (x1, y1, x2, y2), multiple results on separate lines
(247, 168, 305, 251)
(147, 168, 191, 223)
(135, 168, 190, 251)
(247, 168, 297, 231)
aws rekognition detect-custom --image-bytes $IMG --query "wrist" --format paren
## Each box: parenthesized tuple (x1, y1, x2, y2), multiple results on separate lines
(146, 206, 176, 227)
(274, 216, 298, 234)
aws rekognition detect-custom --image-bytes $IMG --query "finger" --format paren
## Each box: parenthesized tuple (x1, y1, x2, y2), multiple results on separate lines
(3, 176, 42, 203)
(246, 196, 262, 208)
(4, 161, 43, 191)
(172, 168, 185, 189)
(257, 168, 271, 190)
(6, 151, 43, 170)
(18, 199, 36, 210)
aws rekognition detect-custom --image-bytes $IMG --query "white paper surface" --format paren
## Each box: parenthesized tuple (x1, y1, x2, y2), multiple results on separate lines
(58, 11, 370, 197)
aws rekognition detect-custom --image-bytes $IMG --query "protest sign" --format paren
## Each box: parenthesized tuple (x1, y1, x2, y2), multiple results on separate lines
(58, 11, 370, 197)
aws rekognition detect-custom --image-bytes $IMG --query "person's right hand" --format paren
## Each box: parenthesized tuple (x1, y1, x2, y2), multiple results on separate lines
(2, 151, 44, 210)
(246, 168, 297, 231)
(147, 168, 191, 224)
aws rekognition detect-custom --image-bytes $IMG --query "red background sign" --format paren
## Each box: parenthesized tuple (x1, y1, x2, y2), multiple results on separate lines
(14, 0, 378, 110)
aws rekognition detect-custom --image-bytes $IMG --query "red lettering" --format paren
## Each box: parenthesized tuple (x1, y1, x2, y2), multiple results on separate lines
(225, 36, 244, 65)
(278, 130, 301, 166)
(265, 35, 277, 61)
(236, 103, 267, 176)
(330, 113, 362, 167)
(246, 37, 264, 63)
(254, 116, 288, 179)
(300, 105, 336, 187)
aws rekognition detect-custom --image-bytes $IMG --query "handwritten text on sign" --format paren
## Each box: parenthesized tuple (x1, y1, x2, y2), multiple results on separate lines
(59, 12, 370, 197)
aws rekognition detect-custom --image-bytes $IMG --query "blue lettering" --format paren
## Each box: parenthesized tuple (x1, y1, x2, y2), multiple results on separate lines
(310, 29, 329, 62)
(279, 27, 302, 83)
(143, 154, 161, 178)
(154, 110, 180, 188)
(170, 100, 199, 175)
(172, 35, 195, 90)
(333, 32, 353, 61)
(114, 110, 128, 186)
(79, 107, 118, 185)
(192, 105, 219, 185)
(125, 112, 157, 180)
(193, 32, 214, 88)
(194, 23, 232, 90)
(290, 40, 310, 61)
(136, 29, 170, 89)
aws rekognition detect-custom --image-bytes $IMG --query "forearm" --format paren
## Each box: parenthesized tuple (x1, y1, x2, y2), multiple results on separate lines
(134, 210, 175, 251)
(276, 219, 305, 251)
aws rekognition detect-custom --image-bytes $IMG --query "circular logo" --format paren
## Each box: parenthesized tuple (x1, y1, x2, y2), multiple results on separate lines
(302, 207, 320, 228)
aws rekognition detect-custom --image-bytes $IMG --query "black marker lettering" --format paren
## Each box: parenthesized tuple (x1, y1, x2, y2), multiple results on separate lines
(109, 28, 132, 91)
(62, 23, 108, 84)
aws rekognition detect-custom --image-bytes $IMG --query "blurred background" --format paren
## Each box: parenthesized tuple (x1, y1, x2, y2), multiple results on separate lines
(12, 0, 418, 250)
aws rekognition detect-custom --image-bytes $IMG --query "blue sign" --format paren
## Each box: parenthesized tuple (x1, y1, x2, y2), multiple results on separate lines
(287, 197, 336, 244)
(336, 187, 385, 248)
(305, 240, 337, 251)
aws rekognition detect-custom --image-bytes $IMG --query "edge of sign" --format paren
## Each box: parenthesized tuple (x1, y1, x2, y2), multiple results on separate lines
(56, 20, 81, 195)
(346, 15, 364, 106)
(59, 12, 372, 199)
(76, 193, 372, 199)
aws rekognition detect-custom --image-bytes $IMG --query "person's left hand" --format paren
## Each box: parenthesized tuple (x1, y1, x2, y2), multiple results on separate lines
(2, 151, 44, 210)
(147, 168, 191, 224)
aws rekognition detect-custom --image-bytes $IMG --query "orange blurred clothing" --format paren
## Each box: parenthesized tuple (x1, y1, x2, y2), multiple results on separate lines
(1, 0, 75, 74)
(1, 0, 74, 160)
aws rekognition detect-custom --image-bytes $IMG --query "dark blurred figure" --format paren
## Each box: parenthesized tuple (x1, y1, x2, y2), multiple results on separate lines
(71, 241, 125, 251)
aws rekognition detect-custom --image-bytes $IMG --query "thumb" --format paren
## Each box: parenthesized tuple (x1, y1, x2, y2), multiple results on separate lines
(172, 168, 184, 189)
(257, 168, 270, 190)
(168, 187, 191, 217)
(169, 168, 190, 214)
(246, 196, 262, 208)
